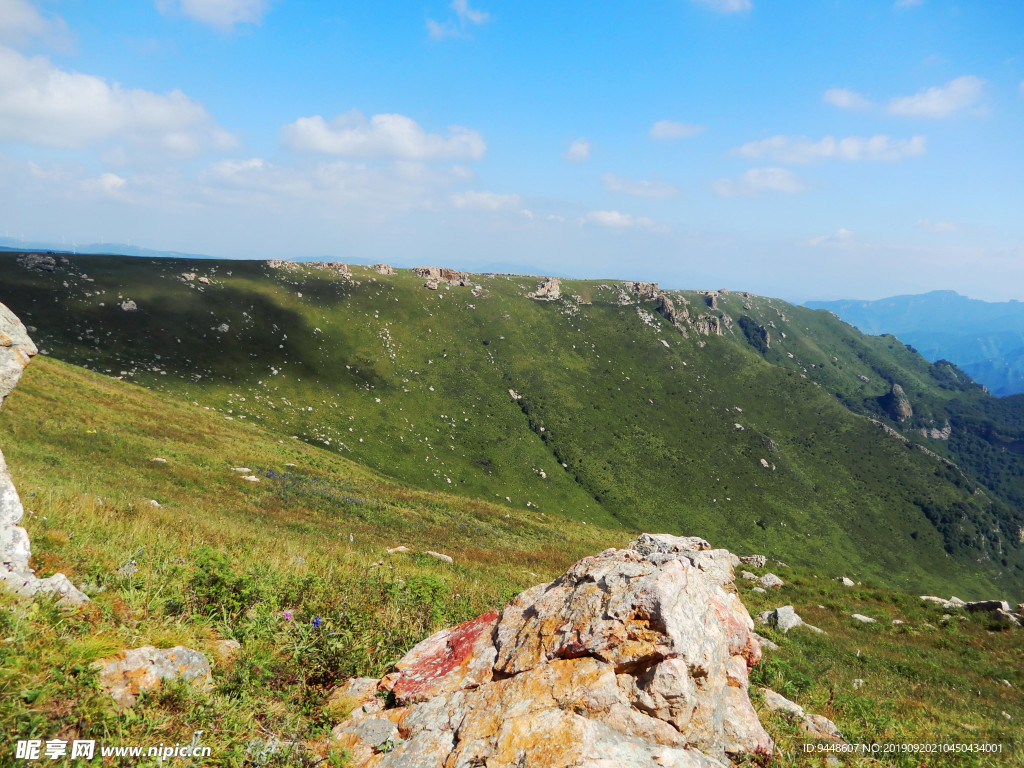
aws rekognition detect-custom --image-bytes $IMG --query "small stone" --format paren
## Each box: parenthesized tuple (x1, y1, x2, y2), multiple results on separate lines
(241, 475, 260, 483)
(231, 467, 252, 472)
(839, 576, 855, 587)
(151, 457, 167, 463)
(423, 550, 453, 563)
(120, 299, 138, 312)
(758, 573, 784, 588)
(852, 679, 866, 690)
(851, 614, 876, 624)
(387, 546, 411, 554)
(148, 499, 161, 508)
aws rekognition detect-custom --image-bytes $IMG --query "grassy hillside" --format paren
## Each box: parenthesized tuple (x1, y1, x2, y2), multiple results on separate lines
(0, 358, 1020, 766)
(1, 252, 1023, 597)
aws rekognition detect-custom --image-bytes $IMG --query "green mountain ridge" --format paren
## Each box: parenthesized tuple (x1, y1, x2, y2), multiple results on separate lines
(807, 290, 1024, 396)
(3, 252, 1024, 598)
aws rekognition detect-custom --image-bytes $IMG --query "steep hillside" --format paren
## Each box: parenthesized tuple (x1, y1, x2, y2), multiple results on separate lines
(2, 252, 1023, 596)
(807, 291, 1024, 396)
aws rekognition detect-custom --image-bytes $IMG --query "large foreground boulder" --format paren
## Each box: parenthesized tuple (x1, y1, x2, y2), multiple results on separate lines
(0, 303, 88, 606)
(331, 534, 773, 767)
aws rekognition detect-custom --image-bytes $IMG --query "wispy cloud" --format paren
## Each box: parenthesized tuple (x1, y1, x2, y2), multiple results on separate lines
(282, 110, 486, 161)
(916, 218, 960, 233)
(451, 190, 531, 217)
(427, 0, 489, 40)
(581, 210, 666, 231)
(602, 173, 683, 198)
(887, 76, 985, 118)
(733, 134, 926, 164)
(894, 0, 923, 8)
(649, 120, 704, 140)
(691, 0, 753, 14)
(155, 0, 272, 31)
(712, 167, 806, 197)
(823, 88, 872, 110)
(800, 228, 856, 247)
(563, 138, 592, 163)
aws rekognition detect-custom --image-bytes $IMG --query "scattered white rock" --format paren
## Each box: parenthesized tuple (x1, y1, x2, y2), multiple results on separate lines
(851, 614, 876, 624)
(758, 573, 784, 589)
(423, 550, 453, 563)
(387, 546, 411, 554)
(231, 467, 252, 473)
(241, 475, 260, 483)
(839, 577, 855, 587)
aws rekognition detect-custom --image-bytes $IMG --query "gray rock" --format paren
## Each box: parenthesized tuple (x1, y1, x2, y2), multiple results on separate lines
(16, 253, 57, 272)
(95, 645, 212, 710)
(741, 570, 758, 581)
(752, 633, 779, 652)
(740, 555, 767, 568)
(120, 299, 138, 311)
(760, 688, 846, 743)
(372, 264, 395, 275)
(839, 576, 855, 587)
(965, 600, 1011, 613)
(758, 573, 784, 589)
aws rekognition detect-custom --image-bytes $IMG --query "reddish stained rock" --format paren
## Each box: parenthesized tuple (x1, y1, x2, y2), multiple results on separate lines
(333, 534, 774, 766)
(380, 609, 499, 705)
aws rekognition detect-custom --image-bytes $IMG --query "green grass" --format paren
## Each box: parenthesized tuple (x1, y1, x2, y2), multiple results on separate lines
(2, 254, 1022, 596)
(0, 357, 1021, 765)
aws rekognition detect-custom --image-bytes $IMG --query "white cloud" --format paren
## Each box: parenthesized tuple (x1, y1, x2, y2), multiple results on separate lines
(426, 19, 459, 40)
(451, 0, 489, 25)
(691, 0, 752, 13)
(427, 0, 489, 39)
(0, 0, 69, 46)
(281, 111, 486, 161)
(80, 172, 129, 199)
(582, 210, 664, 231)
(649, 120, 704, 140)
(0, 46, 237, 155)
(712, 167, 806, 197)
(602, 173, 683, 198)
(823, 88, 872, 110)
(733, 134, 926, 164)
(887, 76, 985, 118)
(916, 218, 960, 233)
(451, 190, 525, 212)
(563, 138, 591, 163)
(801, 228, 856, 247)
(156, 0, 272, 30)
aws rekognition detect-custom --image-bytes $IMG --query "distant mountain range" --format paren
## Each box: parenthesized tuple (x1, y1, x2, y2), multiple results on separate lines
(806, 290, 1024, 397)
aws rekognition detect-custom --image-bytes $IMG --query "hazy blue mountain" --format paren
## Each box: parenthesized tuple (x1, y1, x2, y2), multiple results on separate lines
(806, 291, 1024, 396)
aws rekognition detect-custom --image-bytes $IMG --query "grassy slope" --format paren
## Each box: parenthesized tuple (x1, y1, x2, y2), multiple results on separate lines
(1, 254, 1021, 597)
(0, 359, 1020, 766)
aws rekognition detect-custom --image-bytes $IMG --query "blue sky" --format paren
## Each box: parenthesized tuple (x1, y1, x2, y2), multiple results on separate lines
(1, 0, 1022, 301)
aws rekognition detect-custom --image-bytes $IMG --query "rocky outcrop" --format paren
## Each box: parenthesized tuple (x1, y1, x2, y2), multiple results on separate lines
(693, 314, 723, 337)
(95, 645, 213, 710)
(16, 253, 59, 272)
(0, 303, 88, 606)
(880, 383, 913, 422)
(331, 534, 773, 766)
(625, 281, 659, 298)
(655, 295, 689, 337)
(414, 267, 469, 285)
(313, 262, 351, 277)
(528, 277, 561, 301)
(372, 264, 395, 275)
(919, 422, 952, 440)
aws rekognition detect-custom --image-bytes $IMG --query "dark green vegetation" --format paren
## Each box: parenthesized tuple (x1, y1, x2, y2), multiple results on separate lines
(807, 290, 1024, 397)
(2, 253, 1024, 598)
